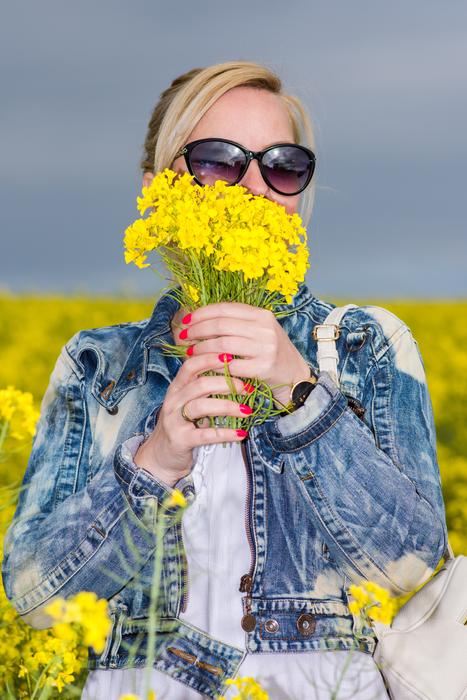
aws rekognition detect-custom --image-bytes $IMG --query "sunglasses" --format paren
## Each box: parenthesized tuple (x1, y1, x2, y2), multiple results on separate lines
(174, 138, 316, 196)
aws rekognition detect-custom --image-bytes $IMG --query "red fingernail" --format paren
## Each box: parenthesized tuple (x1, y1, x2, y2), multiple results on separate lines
(182, 313, 192, 325)
(186, 345, 194, 356)
(242, 382, 255, 394)
(236, 429, 249, 438)
(179, 328, 189, 340)
(239, 404, 253, 415)
(219, 353, 233, 363)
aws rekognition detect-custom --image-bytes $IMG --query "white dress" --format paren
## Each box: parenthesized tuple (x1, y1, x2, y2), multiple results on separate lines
(82, 441, 389, 700)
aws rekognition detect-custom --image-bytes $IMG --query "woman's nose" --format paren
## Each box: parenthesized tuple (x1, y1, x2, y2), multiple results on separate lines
(238, 158, 269, 197)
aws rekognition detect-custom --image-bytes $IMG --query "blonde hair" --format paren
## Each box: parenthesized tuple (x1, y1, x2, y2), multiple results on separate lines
(140, 61, 316, 226)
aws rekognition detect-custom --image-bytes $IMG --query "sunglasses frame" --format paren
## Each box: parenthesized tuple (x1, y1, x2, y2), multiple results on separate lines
(175, 137, 316, 196)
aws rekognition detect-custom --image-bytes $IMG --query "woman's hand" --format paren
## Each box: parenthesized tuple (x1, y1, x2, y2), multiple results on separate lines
(176, 303, 311, 409)
(134, 352, 252, 487)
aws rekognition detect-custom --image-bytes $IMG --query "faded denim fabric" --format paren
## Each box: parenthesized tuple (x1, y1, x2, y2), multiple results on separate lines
(2, 283, 448, 698)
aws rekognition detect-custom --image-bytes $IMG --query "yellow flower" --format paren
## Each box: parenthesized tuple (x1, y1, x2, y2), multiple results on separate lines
(165, 489, 187, 509)
(45, 590, 111, 654)
(347, 580, 397, 626)
(186, 284, 200, 302)
(368, 602, 396, 625)
(348, 600, 361, 615)
(11, 626, 86, 696)
(123, 219, 154, 269)
(52, 621, 79, 643)
(0, 385, 40, 445)
(365, 581, 391, 605)
(223, 675, 269, 699)
(123, 168, 309, 307)
(348, 583, 370, 607)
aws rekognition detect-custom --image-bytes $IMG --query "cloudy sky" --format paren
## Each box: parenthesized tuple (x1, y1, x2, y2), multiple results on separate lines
(1, 0, 466, 299)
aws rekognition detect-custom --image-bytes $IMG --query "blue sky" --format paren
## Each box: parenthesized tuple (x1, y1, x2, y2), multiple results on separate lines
(1, 0, 466, 299)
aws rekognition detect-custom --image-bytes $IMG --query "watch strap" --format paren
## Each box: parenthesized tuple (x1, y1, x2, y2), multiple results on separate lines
(285, 368, 318, 412)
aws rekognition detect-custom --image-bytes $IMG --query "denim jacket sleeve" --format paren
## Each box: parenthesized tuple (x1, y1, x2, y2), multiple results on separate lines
(1, 341, 183, 628)
(260, 313, 448, 596)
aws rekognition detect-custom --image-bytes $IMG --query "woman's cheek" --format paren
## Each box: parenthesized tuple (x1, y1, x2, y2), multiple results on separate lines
(282, 197, 300, 215)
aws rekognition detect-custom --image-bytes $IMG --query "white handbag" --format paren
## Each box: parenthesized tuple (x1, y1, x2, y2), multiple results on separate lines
(372, 553, 467, 700)
(314, 305, 467, 700)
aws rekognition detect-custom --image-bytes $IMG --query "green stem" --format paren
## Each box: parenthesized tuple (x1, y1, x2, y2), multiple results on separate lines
(143, 505, 184, 699)
(0, 419, 9, 460)
(5, 680, 17, 700)
(330, 647, 356, 700)
(30, 656, 57, 700)
(37, 679, 54, 700)
(143, 513, 166, 699)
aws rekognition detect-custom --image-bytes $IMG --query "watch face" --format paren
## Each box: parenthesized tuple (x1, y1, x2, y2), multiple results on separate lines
(291, 380, 316, 406)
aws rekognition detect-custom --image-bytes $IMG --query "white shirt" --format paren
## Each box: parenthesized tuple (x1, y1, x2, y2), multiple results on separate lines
(82, 441, 388, 700)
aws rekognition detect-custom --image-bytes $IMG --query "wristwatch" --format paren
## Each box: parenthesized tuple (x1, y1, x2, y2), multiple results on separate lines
(285, 367, 319, 413)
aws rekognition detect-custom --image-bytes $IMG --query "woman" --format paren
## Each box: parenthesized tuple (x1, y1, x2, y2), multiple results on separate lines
(2, 61, 448, 700)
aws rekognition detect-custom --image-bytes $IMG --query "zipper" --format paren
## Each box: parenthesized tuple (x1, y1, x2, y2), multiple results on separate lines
(239, 438, 257, 628)
(179, 521, 190, 613)
(241, 439, 256, 579)
(180, 440, 256, 616)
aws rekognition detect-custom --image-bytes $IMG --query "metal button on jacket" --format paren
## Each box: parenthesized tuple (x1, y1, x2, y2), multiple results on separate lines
(296, 613, 316, 636)
(264, 618, 280, 633)
(241, 614, 256, 632)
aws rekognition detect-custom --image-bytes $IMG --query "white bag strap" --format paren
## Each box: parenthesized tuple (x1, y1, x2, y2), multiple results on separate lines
(313, 303, 455, 563)
(313, 304, 358, 385)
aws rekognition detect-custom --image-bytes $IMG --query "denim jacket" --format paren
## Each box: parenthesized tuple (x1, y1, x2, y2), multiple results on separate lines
(2, 283, 448, 698)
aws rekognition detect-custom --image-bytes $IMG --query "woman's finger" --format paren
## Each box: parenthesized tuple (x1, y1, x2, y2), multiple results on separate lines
(190, 426, 249, 446)
(179, 396, 253, 422)
(165, 373, 247, 416)
(208, 357, 276, 382)
(186, 335, 263, 359)
(169, 352, 230, 392)
(181, 302, 272, 326)
(177, 316, 261, 345)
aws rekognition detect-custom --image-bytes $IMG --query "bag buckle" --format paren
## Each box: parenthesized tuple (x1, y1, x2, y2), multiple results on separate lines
(312, 324, 340, 341)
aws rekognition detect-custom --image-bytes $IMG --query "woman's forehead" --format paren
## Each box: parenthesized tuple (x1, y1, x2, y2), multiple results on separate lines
(187, 87, 295, 147)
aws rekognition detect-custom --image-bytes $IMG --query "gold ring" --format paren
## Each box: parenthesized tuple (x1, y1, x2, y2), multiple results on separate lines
(181, 403, 197, 424)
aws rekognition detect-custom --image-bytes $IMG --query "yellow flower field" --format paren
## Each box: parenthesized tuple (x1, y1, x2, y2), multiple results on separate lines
(0, 293, 465, 698)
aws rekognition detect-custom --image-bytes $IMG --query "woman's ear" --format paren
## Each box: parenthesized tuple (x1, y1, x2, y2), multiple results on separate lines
(142, 171, 154, 189)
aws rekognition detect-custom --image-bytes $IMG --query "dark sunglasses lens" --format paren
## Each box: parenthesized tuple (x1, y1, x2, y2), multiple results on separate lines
(188, 141, 246, 185)
(262, 146, 314, 194)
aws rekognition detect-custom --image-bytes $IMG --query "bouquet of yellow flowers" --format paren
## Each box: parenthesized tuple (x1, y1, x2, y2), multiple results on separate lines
(123, 169, 310, 428)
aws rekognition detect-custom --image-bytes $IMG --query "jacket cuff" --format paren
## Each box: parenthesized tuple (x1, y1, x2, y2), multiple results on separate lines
(114, 435, 193, 529)
(263, 371, 349, 452)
